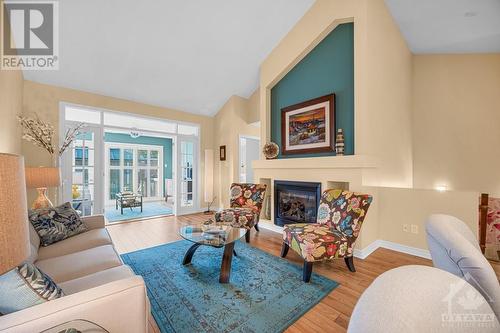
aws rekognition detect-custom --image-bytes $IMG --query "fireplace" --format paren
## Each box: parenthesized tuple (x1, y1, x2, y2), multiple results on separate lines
(274, 180, 321, 226)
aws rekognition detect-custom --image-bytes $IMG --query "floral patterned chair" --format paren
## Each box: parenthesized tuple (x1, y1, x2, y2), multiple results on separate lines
(214, 183, 267, 243)
(281, 189, 373, 282)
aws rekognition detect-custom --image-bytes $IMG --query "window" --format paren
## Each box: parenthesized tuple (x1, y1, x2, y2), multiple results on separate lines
(178, 124, 199, 136)
(106, 145, 162, 201)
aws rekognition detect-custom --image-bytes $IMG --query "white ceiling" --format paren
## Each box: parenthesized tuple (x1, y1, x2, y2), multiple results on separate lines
(385, 0, 500, 54)
(23, 0, 315, 116)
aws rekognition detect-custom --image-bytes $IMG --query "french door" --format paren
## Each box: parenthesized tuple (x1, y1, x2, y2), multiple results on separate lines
(176, 137, 198, 215)
(61, 126, 104, 216)
(104, 143, 163, 205)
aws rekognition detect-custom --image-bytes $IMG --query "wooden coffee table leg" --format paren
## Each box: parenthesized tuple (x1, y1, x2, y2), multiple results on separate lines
(182, 243, 202, 265)
(219, 242, 235, 283)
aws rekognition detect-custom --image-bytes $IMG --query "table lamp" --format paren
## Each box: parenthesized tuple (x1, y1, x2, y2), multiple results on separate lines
(25, 167, 61, 209)
(0, 153, 30, 275)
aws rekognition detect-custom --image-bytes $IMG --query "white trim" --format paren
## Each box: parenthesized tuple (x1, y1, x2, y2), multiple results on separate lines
(258, 220, 284, 234)
(353, 240, 380, 259)
(354, 239, 431, 260)
(376, 240, 432, 259)
(255, 222, 432, 260)
(238, 135, 260, 183)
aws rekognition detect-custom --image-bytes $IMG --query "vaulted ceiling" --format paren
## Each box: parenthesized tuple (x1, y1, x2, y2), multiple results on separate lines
(385, 0, 500, 53)
(22, 0, 500, 117)
(23, 0, 315, 116)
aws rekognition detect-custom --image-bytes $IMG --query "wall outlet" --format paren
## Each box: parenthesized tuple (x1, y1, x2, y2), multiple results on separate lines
(403, 224, 409, 232)
(411, 224, 419, 234)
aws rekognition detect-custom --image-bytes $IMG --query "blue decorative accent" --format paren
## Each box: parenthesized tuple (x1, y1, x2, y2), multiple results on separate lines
(271, 23, 354, 158)
(105, 201, 173, 223)
(122, 240, 338, 333)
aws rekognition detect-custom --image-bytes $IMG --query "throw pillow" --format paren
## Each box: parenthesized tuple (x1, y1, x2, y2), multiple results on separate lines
(29, 202, 88, 247)
(0, 262, 64, 314)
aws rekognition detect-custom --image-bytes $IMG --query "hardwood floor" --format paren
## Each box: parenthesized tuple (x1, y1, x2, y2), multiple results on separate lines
(106, 213, 499, 333)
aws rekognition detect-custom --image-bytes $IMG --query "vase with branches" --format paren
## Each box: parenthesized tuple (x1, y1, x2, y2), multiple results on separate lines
(18, 114, 86, 157)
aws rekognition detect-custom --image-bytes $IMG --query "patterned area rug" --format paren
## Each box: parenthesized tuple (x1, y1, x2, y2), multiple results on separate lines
(122, 240, 338, 333)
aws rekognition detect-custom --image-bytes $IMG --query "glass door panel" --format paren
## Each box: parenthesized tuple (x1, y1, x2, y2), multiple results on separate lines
(176, 138, 197, 215)
(64, 130, 102, 216)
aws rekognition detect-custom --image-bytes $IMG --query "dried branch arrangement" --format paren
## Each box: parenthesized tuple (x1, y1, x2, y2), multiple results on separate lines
(18, 114, 86, 156)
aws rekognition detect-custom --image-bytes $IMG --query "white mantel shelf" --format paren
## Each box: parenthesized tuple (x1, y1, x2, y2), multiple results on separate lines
(252, 155, 377, 170)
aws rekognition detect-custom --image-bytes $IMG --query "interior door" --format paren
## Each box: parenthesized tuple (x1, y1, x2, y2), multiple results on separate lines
(61, 126, 103, 216)
(240, 137, 260, 183)
(176, 137, 198, 215)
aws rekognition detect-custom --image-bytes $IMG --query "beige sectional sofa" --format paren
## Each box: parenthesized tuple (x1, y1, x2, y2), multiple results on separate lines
(0, 215, 149, 333)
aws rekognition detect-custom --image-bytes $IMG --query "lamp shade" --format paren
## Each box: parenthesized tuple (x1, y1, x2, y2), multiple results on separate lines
(0, 154, 30, 274)
(25, 167, 61, 189)
(204, 149, 214, 202)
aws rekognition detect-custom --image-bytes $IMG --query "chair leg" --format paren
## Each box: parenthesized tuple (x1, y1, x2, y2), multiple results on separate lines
(245, 229, 250, 243)
(254, 223, 260, 232)
(303, 261, 313, 282)
(344, 256, 356, 272)
(280, 242, 289, 258)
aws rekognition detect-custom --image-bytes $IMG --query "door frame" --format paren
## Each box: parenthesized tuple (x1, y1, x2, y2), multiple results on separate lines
(238, 135, 260, 183)
(59, 102, 201, 217)
(176, 135, 200, 215)
(104, 142, 165, 206)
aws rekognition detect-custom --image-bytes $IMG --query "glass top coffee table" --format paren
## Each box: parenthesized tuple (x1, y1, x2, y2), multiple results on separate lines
(179, 222, 246, 283)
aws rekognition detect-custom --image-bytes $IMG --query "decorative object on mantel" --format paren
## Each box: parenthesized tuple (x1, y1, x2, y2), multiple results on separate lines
(219, 145, 226, 161)
(262, 142, 279, 159)
(335, 128, 345, 156)
(18, 114, 86, 157)
(281, 94, 335, 155)
(25, 167, 61, 209)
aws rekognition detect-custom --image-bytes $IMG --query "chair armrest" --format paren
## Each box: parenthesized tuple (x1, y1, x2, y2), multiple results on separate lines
(0, 276, 149, 333)
(81, 215, 106, 230)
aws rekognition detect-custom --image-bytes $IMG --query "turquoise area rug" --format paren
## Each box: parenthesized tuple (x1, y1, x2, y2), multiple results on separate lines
(121, 240, 338, 333)
(105, 201, 173, 223)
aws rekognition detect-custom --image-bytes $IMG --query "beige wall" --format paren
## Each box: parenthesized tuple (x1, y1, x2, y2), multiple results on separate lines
(412, 54, 500, 196)
(0, 69, 23, 155)
(213, 95, 260, 208)
(246, 89, 260, 124)
(375, 187, 478, 250)
(22, 80, 214, 208)
(259, 0, 413, 188)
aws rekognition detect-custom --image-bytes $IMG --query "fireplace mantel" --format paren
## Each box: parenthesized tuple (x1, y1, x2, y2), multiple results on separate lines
(252, 155, 377, 170)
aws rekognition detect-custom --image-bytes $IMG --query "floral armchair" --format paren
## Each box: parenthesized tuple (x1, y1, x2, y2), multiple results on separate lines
(214, 183, 267, 243)
(281, 189, 373, 282)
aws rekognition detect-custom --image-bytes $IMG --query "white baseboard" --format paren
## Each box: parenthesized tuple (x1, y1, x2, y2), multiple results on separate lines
(257, 221, 432, 260)
(354, 239, 431, 260)
(353, 240, 380, 259)
(376, 240, 431, 259)
(258, 220, 283, 233)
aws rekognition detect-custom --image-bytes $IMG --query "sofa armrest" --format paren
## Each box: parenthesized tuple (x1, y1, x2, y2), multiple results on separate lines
(81, 215, 106, 230)
(0, 276, 149, 333)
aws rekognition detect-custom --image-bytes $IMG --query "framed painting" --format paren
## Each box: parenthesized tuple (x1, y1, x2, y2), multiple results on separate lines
(281, 94, 335, 155)
(219, 145, 226, 161)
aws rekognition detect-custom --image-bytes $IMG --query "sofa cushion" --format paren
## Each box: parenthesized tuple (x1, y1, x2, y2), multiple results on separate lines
(37, 228, 113, 261)
(35, 245, 122, 283)
(29, 202, 88, 247)
(0, 262, 64, 314)
(58, 265, 135, 295)
(28, 222, 40, 249)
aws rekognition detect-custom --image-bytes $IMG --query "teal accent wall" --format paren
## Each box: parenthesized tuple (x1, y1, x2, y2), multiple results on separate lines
(104, 133, 173, 193)
(271, 23, 354, 158)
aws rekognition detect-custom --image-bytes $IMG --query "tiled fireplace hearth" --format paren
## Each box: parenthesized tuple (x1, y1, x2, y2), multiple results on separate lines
(274, 180, 321, 226)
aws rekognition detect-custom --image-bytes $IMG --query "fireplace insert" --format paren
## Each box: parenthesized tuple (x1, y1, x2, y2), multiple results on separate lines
(274, 180, 321, 226)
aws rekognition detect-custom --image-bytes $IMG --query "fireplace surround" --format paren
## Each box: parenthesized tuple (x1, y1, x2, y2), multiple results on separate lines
(274, 180, 321, 226)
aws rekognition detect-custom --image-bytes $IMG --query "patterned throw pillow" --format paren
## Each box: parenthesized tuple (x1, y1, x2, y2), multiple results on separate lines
(29, 202, 88, 247)
(0, 262, 64, 314)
